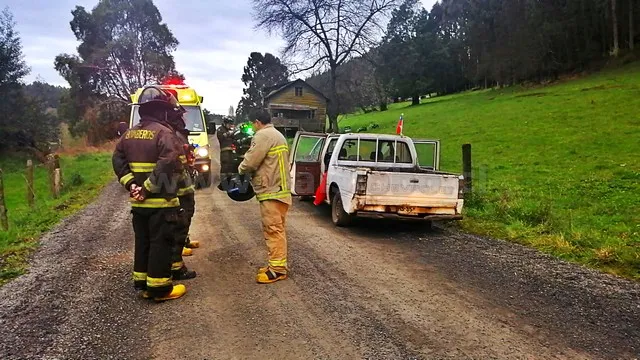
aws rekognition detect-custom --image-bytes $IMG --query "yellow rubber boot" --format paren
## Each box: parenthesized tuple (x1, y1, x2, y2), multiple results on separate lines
(150, 284, 187, 302)
(186, 240, 200, 249)
(256, 268, 287, 284)
(258, 265, 289, 275)
(182, 247, 193, 256)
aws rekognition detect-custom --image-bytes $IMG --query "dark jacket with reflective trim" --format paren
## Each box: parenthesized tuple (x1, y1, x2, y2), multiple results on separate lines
(175, 130, 195, 197)
(112, 117, 183, 207)
(217, 125, 234, 151)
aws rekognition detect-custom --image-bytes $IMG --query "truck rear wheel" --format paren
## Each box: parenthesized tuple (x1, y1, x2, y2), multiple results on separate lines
(196, 172, 212, 189)
(331, 190, 352, 227)
(201, 172, 212, 188)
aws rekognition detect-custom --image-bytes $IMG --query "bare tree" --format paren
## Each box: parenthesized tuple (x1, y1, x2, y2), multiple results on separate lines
(252, 0, 400, 131)
(630, 0, 635, 50)
(56, 0, 179, 103)
(612, 0, 620, 56)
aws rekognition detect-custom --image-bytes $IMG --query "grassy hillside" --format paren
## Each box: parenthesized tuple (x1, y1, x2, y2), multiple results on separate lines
(339, 62, 640, 280)
(0, 153, 114, 284)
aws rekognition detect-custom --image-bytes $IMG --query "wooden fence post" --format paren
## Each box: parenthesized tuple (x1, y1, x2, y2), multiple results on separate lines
(47, 156, 55, 197)
(47, 155, 62, 198)
(0, 169, 8, 231)
(54, 168, 61, 198)
(54, 155, 62, 192)
(26, 160, 35, 207)
(462, 144, 472, 196)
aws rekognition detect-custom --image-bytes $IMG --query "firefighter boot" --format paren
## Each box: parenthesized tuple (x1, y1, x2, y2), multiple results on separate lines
(182, 247, 193, 256)
(256, 268, 287, 284)
(185, 235, 199, 249)
(172, 266, 197, 280)
(142, 284, 187, 302)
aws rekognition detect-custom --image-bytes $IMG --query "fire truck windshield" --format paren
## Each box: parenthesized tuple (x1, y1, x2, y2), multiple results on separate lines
(131, 105, 205, 132)
(181, 106, 205, 132)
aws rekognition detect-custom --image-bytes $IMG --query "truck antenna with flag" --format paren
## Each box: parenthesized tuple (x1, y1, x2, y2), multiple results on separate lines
(396, 113, 404, 135)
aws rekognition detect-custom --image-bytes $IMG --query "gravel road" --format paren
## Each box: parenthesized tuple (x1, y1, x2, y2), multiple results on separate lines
(0, 137, 638, 359)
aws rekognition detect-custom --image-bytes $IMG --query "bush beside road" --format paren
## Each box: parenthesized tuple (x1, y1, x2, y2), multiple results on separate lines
(0, 152, 114, 284)
(339, 63, 640, 280)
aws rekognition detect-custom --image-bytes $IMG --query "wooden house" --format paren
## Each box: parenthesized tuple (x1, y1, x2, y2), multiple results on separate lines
(263, 79, 328, 136)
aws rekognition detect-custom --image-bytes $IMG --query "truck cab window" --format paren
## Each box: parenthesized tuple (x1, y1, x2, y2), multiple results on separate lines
(131, 105, 205, 133)
(295, 136, 325, 161)
(375, 141, 411, 163)
(338, 140, 360, 160)
(182, 106, 205, 132)
(339, 139, 378, 161)
(395, 142, 412, 163)
(323, 138, 338, 168)
(359, 140, 377, 161)
(378, 141, 395, 162)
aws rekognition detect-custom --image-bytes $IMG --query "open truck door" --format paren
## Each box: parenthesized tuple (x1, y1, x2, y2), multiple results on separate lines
(412, 139, 441, 171)
(289, 131, 328, 196)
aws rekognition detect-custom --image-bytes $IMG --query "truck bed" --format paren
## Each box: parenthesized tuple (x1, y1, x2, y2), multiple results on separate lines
(350, 168, 463, 218)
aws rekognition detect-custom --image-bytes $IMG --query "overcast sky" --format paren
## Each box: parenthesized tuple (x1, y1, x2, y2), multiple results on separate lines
(7, 0, 438, 114)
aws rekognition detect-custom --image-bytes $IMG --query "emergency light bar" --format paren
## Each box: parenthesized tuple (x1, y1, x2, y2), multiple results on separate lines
(162, 76, 186, 86)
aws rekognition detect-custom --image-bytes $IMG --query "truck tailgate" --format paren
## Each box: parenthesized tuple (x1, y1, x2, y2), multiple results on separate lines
(363, 171, 461, 210)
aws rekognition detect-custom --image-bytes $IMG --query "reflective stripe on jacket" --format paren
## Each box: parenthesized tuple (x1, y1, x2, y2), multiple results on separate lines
(238, 124, 292, 205)
(112, 117, 183, 208)
(175, 130, 195, 197)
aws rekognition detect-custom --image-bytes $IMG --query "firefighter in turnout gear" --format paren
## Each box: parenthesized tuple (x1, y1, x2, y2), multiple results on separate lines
(238, 110, 292, 284)
(217, 116, 236, 190)
(112, 85, 187, 301)
(178, 129, 200, 253)
(170, 121, 198, 280)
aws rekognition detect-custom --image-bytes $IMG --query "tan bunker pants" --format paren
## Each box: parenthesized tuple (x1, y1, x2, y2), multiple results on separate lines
(259, 200, 289, 273)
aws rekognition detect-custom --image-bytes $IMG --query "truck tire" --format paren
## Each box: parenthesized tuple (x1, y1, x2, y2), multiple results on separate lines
(196, 172, 212, 189)
(423, 220, 433, 231)
(331, 190, 352, 227)
(202, 172, 212, 188)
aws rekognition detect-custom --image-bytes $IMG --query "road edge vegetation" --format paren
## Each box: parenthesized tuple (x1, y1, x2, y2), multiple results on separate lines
(337, 64, 640, 281)
(0, 152, 115, 285)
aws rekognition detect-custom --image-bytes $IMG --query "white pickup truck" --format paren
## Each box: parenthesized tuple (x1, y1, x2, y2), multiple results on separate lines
(289, 131, 465, 226)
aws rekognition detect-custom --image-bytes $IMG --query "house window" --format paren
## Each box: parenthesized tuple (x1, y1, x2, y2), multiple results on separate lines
(308, 110, 316, 119)
(295, 87, 303, 96)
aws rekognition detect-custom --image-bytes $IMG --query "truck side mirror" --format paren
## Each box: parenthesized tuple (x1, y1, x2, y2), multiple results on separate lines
(117, 122, 129, 136)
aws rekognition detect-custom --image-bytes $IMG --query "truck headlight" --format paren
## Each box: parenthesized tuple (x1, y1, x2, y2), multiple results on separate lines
(197, 147, 209, 157)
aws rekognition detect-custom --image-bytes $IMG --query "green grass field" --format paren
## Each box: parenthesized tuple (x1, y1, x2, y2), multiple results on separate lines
(0, 153, 114, 284)
(338, 62, 640, 280)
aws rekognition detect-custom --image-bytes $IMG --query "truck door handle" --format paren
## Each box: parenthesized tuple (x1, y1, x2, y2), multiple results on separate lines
(410, 179, 419, 184)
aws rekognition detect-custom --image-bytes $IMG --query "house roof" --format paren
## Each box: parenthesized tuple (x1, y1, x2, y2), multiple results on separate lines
(263, 79, 330, 102)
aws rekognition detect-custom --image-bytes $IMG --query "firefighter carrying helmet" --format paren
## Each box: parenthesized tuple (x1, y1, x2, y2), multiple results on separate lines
(220, 173, 255, 202)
